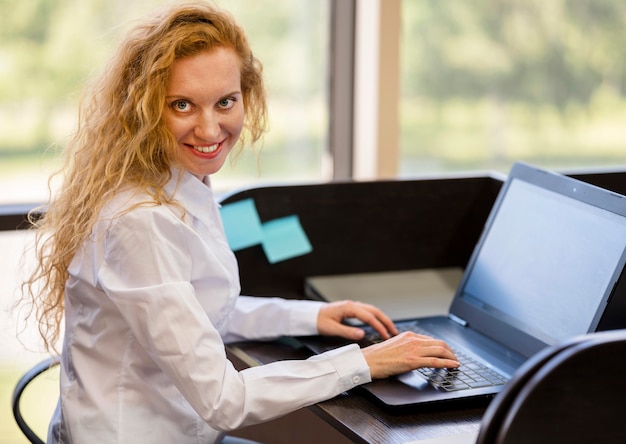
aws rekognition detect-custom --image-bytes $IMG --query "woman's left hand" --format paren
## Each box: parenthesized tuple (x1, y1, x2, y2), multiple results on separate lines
(317, 300, 398, 341)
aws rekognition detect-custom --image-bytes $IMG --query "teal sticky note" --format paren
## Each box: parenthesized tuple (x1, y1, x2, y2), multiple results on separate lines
(219, 198, 264, 251)
(261, 215, 313, 263)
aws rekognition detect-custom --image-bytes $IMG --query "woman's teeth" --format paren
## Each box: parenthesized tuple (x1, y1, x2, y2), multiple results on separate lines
(193, 144, 218, 154)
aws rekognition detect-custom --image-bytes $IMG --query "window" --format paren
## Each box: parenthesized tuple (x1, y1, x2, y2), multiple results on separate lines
(212, 0, 331, 190)
(399, 0, 626, 175)
(0, 0, 331, 203)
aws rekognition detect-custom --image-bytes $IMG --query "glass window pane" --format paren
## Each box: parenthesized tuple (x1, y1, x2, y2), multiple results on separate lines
(213, 0, 330, 191)
(399, 0, 626, 175)
(0, 0, 330, 203)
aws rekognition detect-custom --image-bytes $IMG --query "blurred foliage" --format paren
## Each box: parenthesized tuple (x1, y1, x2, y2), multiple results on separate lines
(400, 0, 626, 173)
(0, 0, 328, 191)
(2, 0, 626, 188)
(402, 0, 626, 108)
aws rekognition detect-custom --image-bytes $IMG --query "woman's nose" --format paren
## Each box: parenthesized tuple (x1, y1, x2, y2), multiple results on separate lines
(194, 111, 220, 140)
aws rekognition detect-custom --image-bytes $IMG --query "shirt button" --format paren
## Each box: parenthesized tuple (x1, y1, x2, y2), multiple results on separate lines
(352, 376, 361, 384)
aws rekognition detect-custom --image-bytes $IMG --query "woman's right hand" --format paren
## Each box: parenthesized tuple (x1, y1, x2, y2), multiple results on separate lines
(361, 332, 460, 379)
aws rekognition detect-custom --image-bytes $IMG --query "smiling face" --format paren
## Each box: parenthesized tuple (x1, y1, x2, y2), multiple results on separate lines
(163, 46, 244, 179)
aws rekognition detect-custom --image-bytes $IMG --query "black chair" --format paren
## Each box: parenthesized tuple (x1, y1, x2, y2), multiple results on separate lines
(12, 356, 60, 444)
(476, 329, 626, 444)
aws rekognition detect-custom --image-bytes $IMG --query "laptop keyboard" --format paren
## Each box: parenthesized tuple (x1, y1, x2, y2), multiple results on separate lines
(364, 321, 508, 392)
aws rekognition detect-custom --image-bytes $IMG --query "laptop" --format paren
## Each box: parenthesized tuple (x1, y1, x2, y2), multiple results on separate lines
(299, 161, 626, 409)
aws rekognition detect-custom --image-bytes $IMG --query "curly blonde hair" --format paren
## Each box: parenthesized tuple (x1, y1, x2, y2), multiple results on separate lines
(21, 1, 267, 352)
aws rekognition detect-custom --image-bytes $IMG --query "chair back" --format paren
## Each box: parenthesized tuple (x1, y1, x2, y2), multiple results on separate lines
(12, 356, 60, 444)
(476, 329, 626, 444)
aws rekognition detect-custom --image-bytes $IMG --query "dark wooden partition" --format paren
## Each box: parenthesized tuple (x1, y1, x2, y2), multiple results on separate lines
(0, 203, 39, 231)
(569, 170, 626, 195)
(220, 174, 504, 299)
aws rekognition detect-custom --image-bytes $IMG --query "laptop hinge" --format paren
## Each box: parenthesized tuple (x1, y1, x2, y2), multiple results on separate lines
(448, 313, 468, 327)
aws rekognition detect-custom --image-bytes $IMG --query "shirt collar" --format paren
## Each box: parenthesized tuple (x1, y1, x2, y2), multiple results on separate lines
(163, 168, 216, 228)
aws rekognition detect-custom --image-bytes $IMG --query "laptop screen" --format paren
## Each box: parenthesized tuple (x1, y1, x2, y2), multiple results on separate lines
(459, 177, 626, 346)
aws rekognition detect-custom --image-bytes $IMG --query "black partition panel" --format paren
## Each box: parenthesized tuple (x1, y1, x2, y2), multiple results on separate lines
(0, 203, 39, 231)
(220, 175, 503, 298)
(569, 170, 626, 196)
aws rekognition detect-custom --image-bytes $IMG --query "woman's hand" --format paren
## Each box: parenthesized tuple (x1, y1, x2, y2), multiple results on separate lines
(362, 331, 459, 379)
(316, 300, 459, 378)
(317, 300, 398, 341)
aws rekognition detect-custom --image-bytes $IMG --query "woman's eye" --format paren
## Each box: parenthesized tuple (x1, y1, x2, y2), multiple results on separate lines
(172, 100, 191, 112)
(218, 98, 234, 109)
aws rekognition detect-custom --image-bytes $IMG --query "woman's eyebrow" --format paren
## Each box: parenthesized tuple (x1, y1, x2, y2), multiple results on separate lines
(165, 90, 242, 100)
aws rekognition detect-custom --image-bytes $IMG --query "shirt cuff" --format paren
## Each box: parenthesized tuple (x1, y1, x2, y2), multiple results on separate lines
(310, 343, 372, 391)
(287, 299, 327, 336)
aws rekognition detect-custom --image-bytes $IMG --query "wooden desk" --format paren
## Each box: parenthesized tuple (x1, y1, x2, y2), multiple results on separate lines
(227, 266, 478, 443)
(227, 339, 484, 444)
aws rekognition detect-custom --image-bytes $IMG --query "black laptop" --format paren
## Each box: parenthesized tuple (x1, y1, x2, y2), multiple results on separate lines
(299, 161, 626, 409)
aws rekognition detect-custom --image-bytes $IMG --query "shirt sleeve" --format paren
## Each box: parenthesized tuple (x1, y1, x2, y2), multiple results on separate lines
(221, 296, 327, 343)
(98, 207, 371, 432)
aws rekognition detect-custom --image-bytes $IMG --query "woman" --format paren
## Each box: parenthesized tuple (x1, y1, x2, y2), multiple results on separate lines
(22, 3, 458, 443)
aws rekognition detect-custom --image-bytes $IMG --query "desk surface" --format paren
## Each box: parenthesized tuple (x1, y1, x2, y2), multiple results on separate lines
(228, 339, 484, 444)
(228, 268, 485, 443)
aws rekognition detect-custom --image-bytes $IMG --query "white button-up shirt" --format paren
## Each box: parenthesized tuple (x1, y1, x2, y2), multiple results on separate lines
(48, 170, 371, 444)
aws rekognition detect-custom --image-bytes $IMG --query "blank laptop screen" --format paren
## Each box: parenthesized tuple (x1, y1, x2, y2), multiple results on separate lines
(460, 178, 626, 345)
